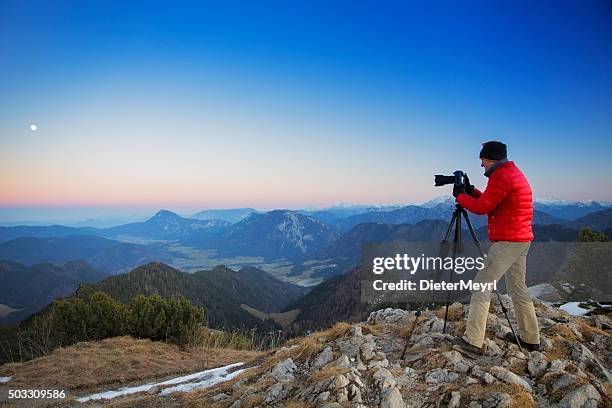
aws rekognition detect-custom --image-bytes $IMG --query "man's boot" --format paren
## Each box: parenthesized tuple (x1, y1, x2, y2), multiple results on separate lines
(451, 336, 484, 358)
(503, 332, 540, 352)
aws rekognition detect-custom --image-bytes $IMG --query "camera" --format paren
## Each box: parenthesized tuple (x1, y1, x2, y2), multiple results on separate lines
(434, 170, 465, 187)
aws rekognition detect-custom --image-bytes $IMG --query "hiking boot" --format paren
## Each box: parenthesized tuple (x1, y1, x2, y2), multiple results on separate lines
(503, 332, 541, 352)
(451, 336, 484, 357)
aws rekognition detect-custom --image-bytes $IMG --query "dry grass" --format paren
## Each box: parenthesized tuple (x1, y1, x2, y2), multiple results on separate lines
(460, 383, 536, 408)
(434, 303, 464, 322)
(310, 366, 350, 382)
(543, 339, 571, 361)
(509, 359, 528, 376)
(544, 324, 580, 342)
(240, 393, 265, 408)
(0, 336, 262, 391)
(274, 321, 352, 366)
(361, 323, 394, 337)
(423, 353, 448, 370)
(284, 401, 315, 408)
(575, 320, 612, 342)
(398, 318, 418, 339)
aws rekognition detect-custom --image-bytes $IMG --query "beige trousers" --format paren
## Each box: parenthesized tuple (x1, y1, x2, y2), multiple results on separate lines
(464, 241, 540, 348)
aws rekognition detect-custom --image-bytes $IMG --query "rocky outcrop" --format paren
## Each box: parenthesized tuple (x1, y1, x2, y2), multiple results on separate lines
(210, 300, 611, 407)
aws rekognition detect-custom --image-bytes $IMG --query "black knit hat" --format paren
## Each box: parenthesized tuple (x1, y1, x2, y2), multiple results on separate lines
(479, 141, 507, 161)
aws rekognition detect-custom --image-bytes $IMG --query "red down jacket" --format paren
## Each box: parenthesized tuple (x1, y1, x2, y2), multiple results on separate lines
(457, 161, 533, 242)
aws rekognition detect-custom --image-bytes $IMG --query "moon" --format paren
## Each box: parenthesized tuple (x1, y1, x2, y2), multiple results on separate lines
(30, 124, 38, 131)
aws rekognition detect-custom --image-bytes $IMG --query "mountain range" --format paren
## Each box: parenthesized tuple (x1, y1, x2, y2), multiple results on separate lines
(74, 262, 309, 331)
(0, 235, 174, 274)
(0, 260, 107, 324)
(203, 210, 339, 260)
(0, 198, 610, 327)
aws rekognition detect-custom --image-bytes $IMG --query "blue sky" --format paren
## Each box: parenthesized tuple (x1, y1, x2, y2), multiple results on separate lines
(1, 1, 611, 221)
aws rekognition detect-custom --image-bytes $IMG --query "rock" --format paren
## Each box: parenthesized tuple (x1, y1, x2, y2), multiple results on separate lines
(271, 358, 297, 382)
(418, 316, 445, 334)
(313, 378, 333, 393)
(211, 392, 230, 402)
(540, 336, 553, 351)
(337, 387, 349, 402)
(380, 387, 407, 408)
(360, 341, 377, 360)
(404, 367, 416, 378)
(483, 392, 511, 408)
(471, 366, 495, 385)
(490, 366, 532, 392)
(537, 383, 547, 395)
(146, 386, 159, 395)
(425, 368, 459, 384)
(537, 317, 557, 328)
(372, 367, 397, 389)
(316, 391, 330, 402)
(495, 325, 512, 340)
(570, 343, 612, 382)
(448, 391, 461, 408)
(570, 343, 593, 369)
(482, 372, 495, 385)
(483, 338, 502, 356)
(587, 314, 612, 330)
(348, 371, 365, 388)
(464, 376, 478, 386)
(337, 336, 364, 358)
(314, 346, 334, 368)
(367, 308, 412, 325)
(442, 350, 472, 373)
(527, 351, 548, 378)
(350, 326, 363, 337)
(367, 358, 389, 369)
(264, 383, 286, 404)
(548, 359, 567, 374)
(334, 354, 351, 368)
(557, 384, 601, 408)
(411, 334, 435, 348)
(356, 358, 367, 371)
(552, 373, 583, 393)
(349, 384, 363, 402)
(333, 374, 349, 389)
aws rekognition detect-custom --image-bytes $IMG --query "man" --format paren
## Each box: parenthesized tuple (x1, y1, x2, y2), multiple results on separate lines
(452, 141, 540, 355)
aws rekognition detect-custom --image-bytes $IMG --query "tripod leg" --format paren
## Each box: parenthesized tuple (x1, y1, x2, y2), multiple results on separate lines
(403, 208, 460, 356)
(460, 209, 524, 353)
(443, 209, 461, 334)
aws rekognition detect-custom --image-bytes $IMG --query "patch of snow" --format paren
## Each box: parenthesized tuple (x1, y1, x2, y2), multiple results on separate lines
(76, 362, 244, 402)
(160, 366, 253, 395)
(560, 302, 592, 316)
(0, 376, 12, 383)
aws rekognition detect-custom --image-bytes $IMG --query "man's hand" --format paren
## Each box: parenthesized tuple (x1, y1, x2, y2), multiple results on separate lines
(453, 183, 465, 198)
(464, 173, 475, 195)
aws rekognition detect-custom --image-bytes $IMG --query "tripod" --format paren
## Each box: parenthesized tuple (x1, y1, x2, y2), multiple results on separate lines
(401, 204, 523, 359)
